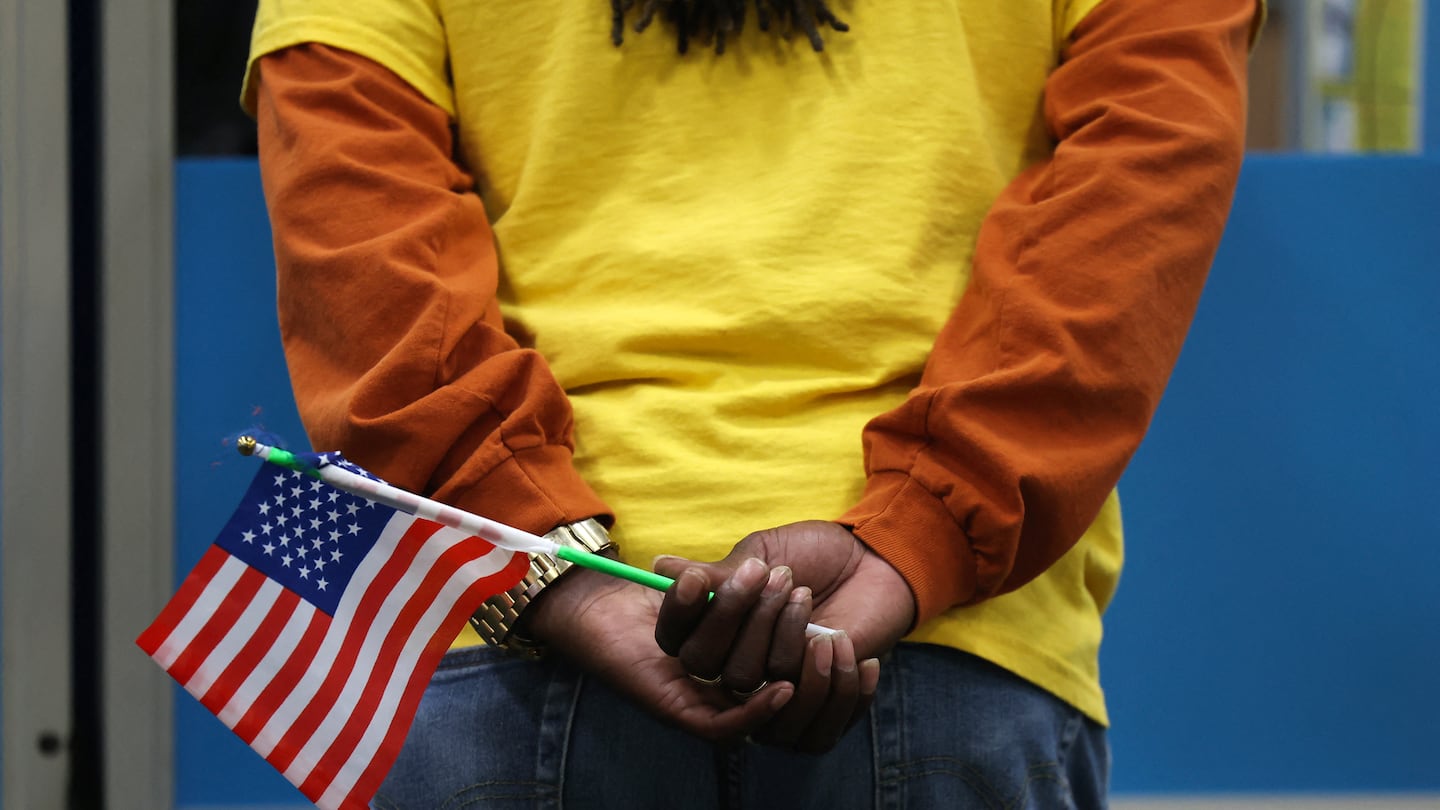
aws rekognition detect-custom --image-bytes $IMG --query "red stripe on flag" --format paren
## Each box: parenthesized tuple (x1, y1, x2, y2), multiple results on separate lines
(199, 588, 303, 714)
(136, 545, 231, 655)
(166, 567, 269, 685)
(296, 536, 510, 799)
(232, 603, 332, 745)
(265, 517, 441, 774)
(345, 548, 530, 804)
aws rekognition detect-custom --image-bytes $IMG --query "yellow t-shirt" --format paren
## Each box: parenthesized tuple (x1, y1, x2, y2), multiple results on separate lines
(247, 0, 1118, 724)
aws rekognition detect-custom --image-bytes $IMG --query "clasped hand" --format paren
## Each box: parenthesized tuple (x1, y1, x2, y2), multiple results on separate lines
(524, 520, 914, 752)
(653, 520, 915, 752)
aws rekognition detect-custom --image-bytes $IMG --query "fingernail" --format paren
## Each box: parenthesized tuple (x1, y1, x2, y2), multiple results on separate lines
(860, 658, 880, 695)
(789, 586, 811, 605)
(769, 684, 793, 711)
(676, 570, 704, 604)
(834, 631, 855, 673)
(652, 554, 683, 570)
(735, 557, 767, 590)
(763, 566, 791, 597)
(813, 635, 834, 677)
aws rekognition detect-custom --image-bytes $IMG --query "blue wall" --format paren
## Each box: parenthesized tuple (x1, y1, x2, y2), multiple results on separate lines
(172, 153, 1440, 804)
(173, 160, 309, 805)
(1101, 156, 1440, 792)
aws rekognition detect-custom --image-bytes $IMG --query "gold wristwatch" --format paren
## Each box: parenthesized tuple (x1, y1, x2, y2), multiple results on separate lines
(468, 518, 613, 658)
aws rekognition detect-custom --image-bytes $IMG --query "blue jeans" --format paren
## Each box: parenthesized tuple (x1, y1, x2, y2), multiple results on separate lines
(373, 642, 1108, 809)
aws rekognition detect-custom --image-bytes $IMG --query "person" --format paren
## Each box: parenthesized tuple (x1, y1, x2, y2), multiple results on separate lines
(244, 0, 1260, 806)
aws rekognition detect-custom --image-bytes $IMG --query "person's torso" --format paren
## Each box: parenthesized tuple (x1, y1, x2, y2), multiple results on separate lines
(443, 1, 1118, 722)
(250, 0, 1120, 722)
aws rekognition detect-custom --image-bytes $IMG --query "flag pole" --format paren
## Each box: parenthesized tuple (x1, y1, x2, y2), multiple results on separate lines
(237, 437, 835, 636)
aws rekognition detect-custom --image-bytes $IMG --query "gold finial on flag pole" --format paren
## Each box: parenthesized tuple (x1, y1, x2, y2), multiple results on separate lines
(236, 435, 258, 456)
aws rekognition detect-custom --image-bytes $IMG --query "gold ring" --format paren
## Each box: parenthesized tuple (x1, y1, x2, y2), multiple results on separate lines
(729, 680, 769, 701)
(688, 672, 724, 687)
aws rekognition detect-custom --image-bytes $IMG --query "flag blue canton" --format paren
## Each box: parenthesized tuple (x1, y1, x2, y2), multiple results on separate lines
(215, 453, 394, 615)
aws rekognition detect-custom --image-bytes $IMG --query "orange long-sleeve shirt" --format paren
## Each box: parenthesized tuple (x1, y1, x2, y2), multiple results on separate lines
(252, 0, 1255, 718)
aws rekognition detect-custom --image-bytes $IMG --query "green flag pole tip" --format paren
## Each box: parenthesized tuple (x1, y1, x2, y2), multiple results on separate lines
(235, 436, 318, 478)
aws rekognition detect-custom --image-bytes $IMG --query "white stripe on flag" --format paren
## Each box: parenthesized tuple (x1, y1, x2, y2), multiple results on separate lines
(250, 513, 433, 758)
(278, 526, 480, 783)
(183, 577, 285, 700)
(317, 547, 514, 807)
(151, 556, 249, 669)
(217, 599, 318, 729)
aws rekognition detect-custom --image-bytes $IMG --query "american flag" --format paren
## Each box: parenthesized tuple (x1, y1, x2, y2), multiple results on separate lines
(138, 452, 528, 809)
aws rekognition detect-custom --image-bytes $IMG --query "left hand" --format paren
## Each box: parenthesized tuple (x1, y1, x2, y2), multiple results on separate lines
(522, 564, 795, 744)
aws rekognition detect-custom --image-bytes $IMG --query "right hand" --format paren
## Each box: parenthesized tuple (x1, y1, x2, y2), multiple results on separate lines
(655, 521, 915, 665)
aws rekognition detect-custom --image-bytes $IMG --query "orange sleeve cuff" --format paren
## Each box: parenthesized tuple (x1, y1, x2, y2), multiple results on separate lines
(438, 444, 612, 538)
(840, 473, 976, 627)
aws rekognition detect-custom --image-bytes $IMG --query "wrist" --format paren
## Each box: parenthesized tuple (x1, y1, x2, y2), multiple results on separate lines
(468, 518, 615, 657)
(855, 547, 918, 649)
(519, 561, 623, 643)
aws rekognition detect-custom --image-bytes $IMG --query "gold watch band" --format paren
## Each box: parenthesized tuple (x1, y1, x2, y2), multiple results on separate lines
(468, 518, 613, 658)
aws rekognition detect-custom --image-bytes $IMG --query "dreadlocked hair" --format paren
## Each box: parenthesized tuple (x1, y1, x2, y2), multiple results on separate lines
(609, 0, 849, 55)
